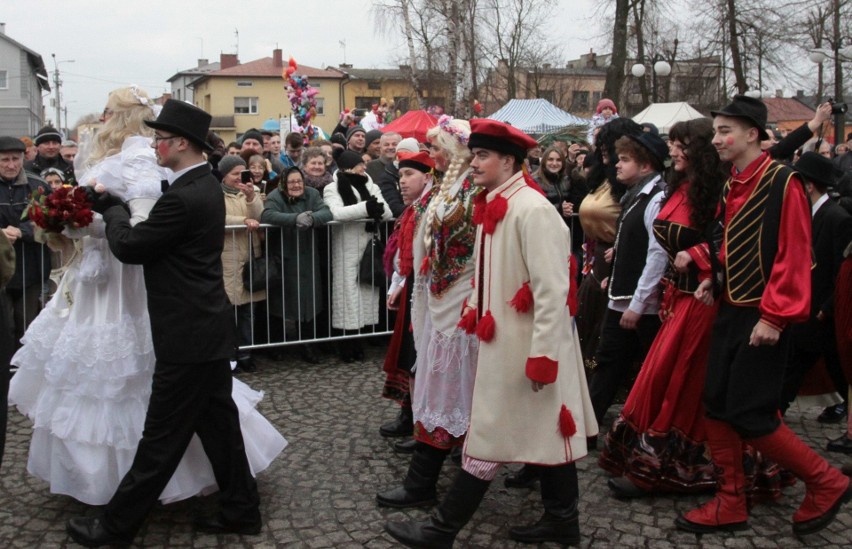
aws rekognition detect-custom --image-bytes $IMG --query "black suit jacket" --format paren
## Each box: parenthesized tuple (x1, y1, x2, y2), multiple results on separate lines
(811, 198, 852, 317)
(103, 164, 234, 363)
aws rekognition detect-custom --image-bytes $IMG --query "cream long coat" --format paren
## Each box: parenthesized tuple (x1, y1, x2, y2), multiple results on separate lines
(222, 191, 266, 306)
(465, 172, 598, 465)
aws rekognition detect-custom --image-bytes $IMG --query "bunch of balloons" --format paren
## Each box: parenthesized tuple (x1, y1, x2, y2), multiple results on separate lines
(283, 56, 319, 142)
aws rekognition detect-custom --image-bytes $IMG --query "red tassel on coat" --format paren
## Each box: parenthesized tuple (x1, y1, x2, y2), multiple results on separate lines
(475, 310, 496, 342)
(509, 282, 533, 313)
(566, 256, 578, 316)
(458, 307, 478, 334)
(472, 192, 487, 226)
(419, 256, 430, 275)
(483, 194, 508, 234)
(559, 405, 577, 438)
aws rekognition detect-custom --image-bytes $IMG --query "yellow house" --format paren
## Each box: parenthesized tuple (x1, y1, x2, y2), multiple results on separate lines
(190, 50, 345, 142)
(333, 65, 451, 115)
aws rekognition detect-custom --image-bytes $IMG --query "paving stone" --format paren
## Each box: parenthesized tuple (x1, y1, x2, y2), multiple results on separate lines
(1, 346, 851, 548)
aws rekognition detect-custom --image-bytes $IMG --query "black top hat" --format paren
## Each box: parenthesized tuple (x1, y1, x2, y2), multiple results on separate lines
(626, 131, 669, 170)
(794, 151, 840, 190)
(711, 95, 770, 141)
(144, 100, 213, 151)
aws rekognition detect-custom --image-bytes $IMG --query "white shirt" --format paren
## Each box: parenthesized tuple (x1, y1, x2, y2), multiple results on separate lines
(166, 161, 207, 185)
(608, 175, 668, 315)
(812, 193, 830, 217)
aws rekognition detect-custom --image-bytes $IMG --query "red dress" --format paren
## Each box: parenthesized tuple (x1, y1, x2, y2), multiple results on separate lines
(599, 184, 788, 499)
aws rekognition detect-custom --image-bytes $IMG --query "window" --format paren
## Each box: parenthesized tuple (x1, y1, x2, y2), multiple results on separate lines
(0, 70, 7, 90)
(237, 80, 253, 87)
(571, 91, 589, 111)
(234, 97, 258, 115)
(592, 91, 602, 105)
(538, 90, 555, 103)
(315, 97, 325, 115)
(367, 80, 382, 90)
(394, 96, 410, 114)
(355, 96, 381, 109)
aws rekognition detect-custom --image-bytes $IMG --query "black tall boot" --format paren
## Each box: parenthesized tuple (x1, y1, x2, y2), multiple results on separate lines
(509, 463, 581, 546)
(385, 469, 490, 549)
(504, 464, 541, 489)
(380, 404, 413, 437)
(377, 442, 449, 508)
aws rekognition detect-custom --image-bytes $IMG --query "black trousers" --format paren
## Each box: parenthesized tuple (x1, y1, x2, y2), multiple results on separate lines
(589, 308, 661, 424)
(780, 316, 845, 412)
(102, 358, 259, 538)
(704, 302, 791, 438)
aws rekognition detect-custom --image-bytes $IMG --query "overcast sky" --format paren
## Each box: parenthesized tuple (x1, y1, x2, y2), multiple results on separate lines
(4, 0, 600, 130)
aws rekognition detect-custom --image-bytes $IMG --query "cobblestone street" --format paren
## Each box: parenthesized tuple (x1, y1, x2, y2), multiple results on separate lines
(2, 343, 851, 548)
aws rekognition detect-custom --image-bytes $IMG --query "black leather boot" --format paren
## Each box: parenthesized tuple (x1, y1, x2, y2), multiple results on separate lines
(380, 405, 413, 438)
(504, 464, 541, 489)
(377, 443, 448, 508)
(385, 469, 490, 548)
(509, 463, 581, 546)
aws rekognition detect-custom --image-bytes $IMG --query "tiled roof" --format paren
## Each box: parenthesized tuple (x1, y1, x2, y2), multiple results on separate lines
(211, 58, 344, 79)
(166, 61, 220, 83)
(763, 97, 816, 122)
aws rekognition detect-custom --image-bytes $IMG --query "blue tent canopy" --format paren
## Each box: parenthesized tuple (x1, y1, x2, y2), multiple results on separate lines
(487, 98, 590, 134)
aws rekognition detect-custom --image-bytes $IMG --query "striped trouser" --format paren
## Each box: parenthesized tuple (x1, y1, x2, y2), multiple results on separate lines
(460, 438, 503, 481)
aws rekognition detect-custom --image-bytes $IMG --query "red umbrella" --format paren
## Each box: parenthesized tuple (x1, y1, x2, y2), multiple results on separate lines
(381, 110, 439, 143)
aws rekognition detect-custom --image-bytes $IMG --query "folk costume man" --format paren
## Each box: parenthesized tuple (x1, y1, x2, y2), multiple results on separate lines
(385, 119, 597, 548)
(676, 96, 852, 537)
(66, 100, 261, 547)
(587, 132, 669, 426)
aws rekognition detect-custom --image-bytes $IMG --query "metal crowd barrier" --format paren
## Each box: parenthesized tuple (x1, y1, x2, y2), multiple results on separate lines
(226, 219, 395, 352)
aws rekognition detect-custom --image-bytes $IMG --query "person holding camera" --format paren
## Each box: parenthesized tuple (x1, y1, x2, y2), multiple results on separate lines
(219, 155, 266, 373)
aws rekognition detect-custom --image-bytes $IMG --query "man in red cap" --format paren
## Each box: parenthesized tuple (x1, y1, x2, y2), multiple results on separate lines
(385, 119, 597, 548)
(676, 95, 851, 537)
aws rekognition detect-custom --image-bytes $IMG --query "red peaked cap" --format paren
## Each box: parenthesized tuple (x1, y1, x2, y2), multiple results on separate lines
(468, 119, 538, 162)
(397, 151, 435, 173)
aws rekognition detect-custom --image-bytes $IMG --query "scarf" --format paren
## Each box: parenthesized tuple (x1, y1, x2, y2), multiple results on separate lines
(336, 171, 371, 206)
(221, 182, 240, 195)
(303, 171, 333, 192)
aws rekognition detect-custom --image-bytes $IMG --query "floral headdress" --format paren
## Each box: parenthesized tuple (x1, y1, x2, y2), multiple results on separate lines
(436, 115, 469, 146)
(128, 84, 160, 116)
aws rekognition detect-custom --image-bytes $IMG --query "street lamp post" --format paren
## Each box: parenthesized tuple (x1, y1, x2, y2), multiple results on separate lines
(50, 54, 74, 134)
(631, 56, 672, 106)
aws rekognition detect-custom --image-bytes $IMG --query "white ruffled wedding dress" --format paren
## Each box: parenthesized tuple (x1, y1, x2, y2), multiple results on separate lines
(8, 136, 287, 506)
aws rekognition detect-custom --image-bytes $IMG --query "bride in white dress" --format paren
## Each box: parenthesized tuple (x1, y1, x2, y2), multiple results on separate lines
(8, 86, 286, 506)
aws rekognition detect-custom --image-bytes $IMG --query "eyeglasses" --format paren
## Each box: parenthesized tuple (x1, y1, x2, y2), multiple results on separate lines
(101, 108, 114, 119)
(286, 178, 305, 185)
(153, 135, 179, 145)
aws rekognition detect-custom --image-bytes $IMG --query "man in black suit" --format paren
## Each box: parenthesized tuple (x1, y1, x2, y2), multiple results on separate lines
(781, 152, 852, 427)
(67, 100, 261, 547)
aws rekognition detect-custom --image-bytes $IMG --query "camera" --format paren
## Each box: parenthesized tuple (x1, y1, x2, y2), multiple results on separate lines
(240, 170, 252, 184)
(827, 97, 848, 115)
(352, 108, 367, 118)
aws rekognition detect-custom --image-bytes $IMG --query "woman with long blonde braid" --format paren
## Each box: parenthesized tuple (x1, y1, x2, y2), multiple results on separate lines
(376, 116, 481, 508)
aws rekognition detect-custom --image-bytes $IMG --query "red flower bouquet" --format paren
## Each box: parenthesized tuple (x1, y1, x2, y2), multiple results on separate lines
(26, 186, 94, 233)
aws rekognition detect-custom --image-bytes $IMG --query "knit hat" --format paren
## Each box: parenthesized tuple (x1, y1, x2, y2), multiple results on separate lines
(468, 119, 538, 163)
(397, 151, 435, 173)
(35, 126, 62, 146)
(596, 98, 618, 115)
(0, 136, 26, 152)
(240, 128, 264, 146)
(217, 155, 247, 176)
(396, 137, 420, 154)
(330, 132, 348, 148)
(364, 129, 383, 149)
(346, 125, 366, 142)
(40, 167, 66, 182)
(335, 149, 365, 171)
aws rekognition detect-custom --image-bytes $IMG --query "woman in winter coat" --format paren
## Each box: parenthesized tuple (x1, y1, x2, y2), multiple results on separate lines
(323, 149, 393, 362)
(261, 166, 333, 363)
(220, 155, 266, 372)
